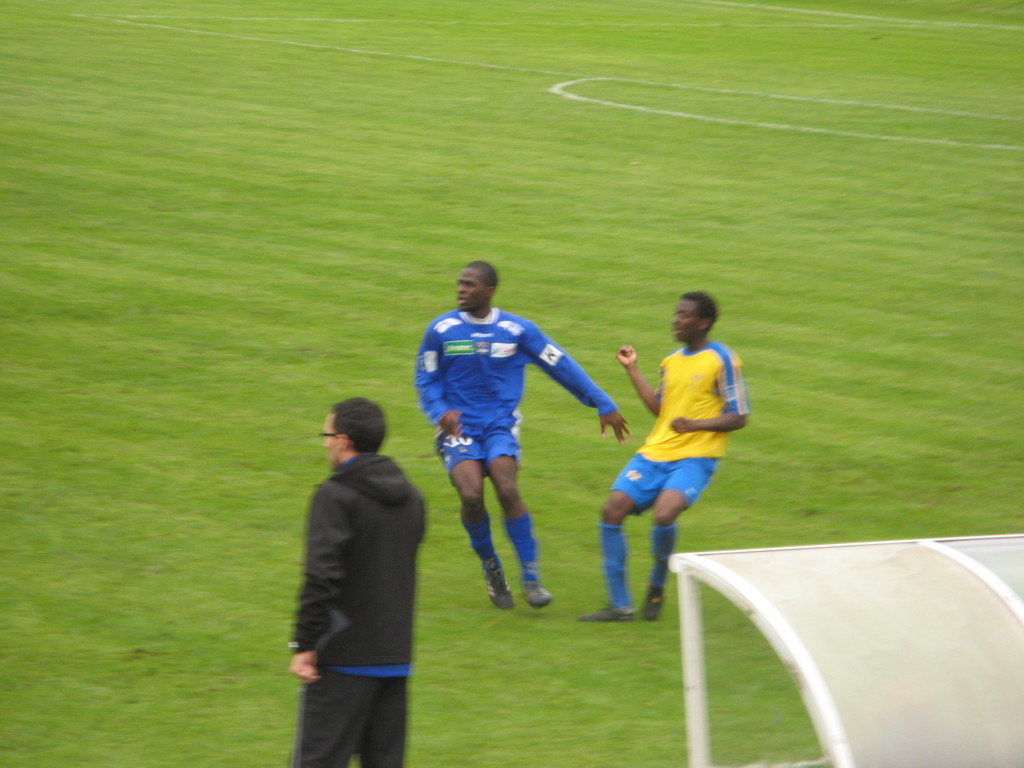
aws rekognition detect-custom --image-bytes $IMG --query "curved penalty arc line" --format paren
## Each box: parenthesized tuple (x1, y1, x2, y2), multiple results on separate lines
(549, 78, 1024, 151)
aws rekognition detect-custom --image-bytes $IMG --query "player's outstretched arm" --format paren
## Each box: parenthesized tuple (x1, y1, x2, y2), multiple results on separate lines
(599, 411, 630, 445)
(617, 346, 660, 416)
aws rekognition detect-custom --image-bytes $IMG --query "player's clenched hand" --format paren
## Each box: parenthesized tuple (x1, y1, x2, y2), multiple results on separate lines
(600, 411, 630, 445)
(616, 345, 638, 368)
(290, 651, 321, 684)
(438, 409, 463, 437)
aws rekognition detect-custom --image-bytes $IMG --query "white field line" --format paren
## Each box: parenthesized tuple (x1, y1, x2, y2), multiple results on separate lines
(71, 14, 1024, 151)
(56, 15, 991, 30)
(682, 0, 1024, 31)
(79, 12, 1024, 32)
(555, 76, 1021, 123)
(551, 78, 1024, 151)
(86, 19, 938, 30)
(71, 15, 577, 77)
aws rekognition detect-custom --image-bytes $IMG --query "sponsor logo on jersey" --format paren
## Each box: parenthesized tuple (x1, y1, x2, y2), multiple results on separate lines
(539, 343, 564, 367)
(474, 340, 490, 355)
(444, 340, 475, 356)
(491, 342, 517, 358)
(420, 351, 438, 372)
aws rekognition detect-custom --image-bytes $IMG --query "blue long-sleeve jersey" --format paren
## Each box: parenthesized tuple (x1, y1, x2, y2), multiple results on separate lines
(415, 308, 618, 432)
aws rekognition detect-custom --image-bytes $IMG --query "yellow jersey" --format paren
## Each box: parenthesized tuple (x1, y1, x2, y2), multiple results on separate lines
(637, 341, 750, 462)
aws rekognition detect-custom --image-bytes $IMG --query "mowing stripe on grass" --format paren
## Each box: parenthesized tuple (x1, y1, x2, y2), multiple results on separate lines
(72, 14, 1023, 151)
(65, 15, 1004, 31)
(79, 9, 1024, 32)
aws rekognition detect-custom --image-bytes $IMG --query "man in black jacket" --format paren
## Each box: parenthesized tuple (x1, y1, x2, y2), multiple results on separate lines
(290, 398, 427, 768)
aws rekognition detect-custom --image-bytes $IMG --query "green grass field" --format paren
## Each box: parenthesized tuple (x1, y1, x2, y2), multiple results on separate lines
(2, 0, 1021, 766)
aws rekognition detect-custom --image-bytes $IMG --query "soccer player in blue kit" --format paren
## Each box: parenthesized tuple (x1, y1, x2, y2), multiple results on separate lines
(416, 261, 629, 610)
(579, 291, 750, 622)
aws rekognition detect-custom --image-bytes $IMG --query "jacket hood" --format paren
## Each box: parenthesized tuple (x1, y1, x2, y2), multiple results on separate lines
(331, 454, 414, 506)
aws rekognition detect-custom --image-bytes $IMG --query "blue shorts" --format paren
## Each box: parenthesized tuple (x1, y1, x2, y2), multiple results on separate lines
(435, 425, 520, 473)
(611, 454, 718, 514)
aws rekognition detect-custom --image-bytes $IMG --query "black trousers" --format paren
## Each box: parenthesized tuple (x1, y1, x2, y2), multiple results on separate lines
(291, 670, 408, 768)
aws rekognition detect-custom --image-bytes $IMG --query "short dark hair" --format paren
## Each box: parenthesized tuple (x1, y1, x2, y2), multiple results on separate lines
(464, 260, 499, 288)
(681, 291, 718, 329)
(331, 398, 386, 454)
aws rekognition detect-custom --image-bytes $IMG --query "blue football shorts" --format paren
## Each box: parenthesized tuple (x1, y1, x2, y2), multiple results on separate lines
(435, 426, 521, 473)
(611, 454, 719, 513)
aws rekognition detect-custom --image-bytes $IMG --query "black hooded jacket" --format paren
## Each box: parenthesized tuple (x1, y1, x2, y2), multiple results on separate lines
(292, 453, 426, 666)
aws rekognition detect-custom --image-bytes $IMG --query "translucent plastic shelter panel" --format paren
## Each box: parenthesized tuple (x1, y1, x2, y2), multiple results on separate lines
(672, 537, 1024, 768)
(940, 534, 1024, 598)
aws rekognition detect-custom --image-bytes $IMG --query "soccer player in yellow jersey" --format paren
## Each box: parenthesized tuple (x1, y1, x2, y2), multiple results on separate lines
(579, 292, 750, 622)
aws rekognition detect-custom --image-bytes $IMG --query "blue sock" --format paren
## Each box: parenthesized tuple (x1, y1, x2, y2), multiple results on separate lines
(463, 515, 500, 570)
(649, 523, 677, 588)
(600, 523, 631, 609)
(504, 514, 539, 582)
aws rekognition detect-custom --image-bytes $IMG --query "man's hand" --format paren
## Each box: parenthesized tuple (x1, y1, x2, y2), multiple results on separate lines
(672, 413, 747, 434)
(671, 417, 701, 434)
(616, 345, 638, 368)
(438, 409, 463, 437)
(290, 650, 321, 684)
(600, 411, 631, 445)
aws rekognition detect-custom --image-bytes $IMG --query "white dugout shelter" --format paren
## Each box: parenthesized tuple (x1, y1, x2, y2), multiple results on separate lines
(669, 535, 1024, 768)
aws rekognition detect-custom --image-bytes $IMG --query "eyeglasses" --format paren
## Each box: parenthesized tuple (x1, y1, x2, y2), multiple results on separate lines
(320, 432, 342, 438)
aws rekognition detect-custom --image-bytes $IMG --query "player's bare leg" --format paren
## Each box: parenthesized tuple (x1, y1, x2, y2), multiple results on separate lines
(449, 458, 486, 524)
